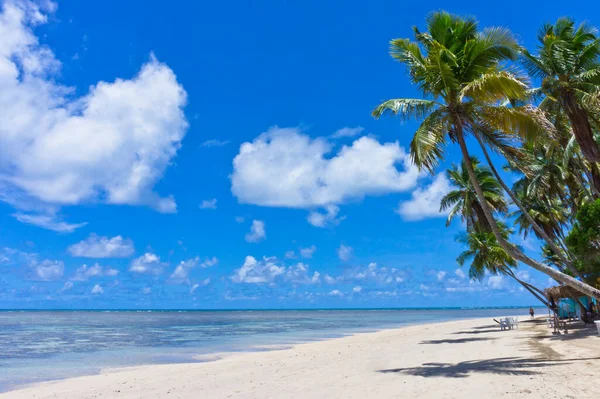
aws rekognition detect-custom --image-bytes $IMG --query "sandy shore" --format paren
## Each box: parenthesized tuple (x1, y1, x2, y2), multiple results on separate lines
(3, 316, 599, 398)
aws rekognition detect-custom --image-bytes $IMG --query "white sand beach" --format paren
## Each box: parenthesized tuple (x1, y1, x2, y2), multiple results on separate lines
(3, 316, 599, 399)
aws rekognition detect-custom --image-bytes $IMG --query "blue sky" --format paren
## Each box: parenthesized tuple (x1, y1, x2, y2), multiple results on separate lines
(0, 0, 595, 309)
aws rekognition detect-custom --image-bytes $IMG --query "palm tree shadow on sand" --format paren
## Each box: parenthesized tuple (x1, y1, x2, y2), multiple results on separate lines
(377, 357, 599, 378)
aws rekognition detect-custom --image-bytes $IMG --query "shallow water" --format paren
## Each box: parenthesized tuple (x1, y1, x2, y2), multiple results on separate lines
(0, 308, 538, 391)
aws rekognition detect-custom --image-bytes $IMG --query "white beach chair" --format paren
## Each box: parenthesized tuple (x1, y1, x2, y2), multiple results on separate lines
(500, 318, 511, 330)
(511, 317, 519, 329)
(547, 318, 554, 328)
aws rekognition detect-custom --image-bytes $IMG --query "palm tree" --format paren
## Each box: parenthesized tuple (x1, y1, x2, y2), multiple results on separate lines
(456, 225, 549, 306)
(521, 18, 600, 163)
(440, 157, 507, 232)
(372, 11, 600, 299)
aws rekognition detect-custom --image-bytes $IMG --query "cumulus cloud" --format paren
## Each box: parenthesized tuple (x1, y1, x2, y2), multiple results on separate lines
(91, 284, 104, 294)
(396, 174, 451, 221)
(436, 271, 447, 281)
(72, 263, 118, 281)
(245, 220, 266, 243)
(168, 256, 215, 284)
(231, 127, 421, 209)
(2, 247, 64, 280)
(307, 205, 345, 228)
(29, 259, 64, 280)
(0, 1, 188, 230)
(329, 289, 343, 297)
(299, 245, 317, 259)
(285, 263, 320, 284)
(337, 244, 353, 261)
(68, 234, 134, 258)
(455, 269, 466, 279)
(231, 256, 320, 285)
(284, 250, 296, 259)
(129, 253, 165, 275)
(199, 199, 217, 209)
(331, 126, 364, 139)
(353, 286, 362, 293)
(231, 256, 285, 283)
(339, 262, 405, 285)
(487, 275, 505, 290)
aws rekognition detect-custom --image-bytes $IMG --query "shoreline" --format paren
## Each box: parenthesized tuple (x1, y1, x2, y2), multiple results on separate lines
(4, 314, 598, 398)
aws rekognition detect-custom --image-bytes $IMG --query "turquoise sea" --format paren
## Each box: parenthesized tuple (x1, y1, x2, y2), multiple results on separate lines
(0, 308, 540, 392)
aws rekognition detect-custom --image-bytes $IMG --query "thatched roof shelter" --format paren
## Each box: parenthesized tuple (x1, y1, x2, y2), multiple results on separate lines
(544, 285, 585, 300)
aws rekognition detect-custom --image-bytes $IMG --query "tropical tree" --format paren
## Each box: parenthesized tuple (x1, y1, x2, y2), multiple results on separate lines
(521, 18, 600, 164)
(440, 157, 507, 231)
(372, 11, 600, 299)
(456, 224, 549, 306)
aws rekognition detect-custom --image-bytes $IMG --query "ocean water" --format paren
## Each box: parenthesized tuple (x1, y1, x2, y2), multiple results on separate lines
(0, 308, 536, 392)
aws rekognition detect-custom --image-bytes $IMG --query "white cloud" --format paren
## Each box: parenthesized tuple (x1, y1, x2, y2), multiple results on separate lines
(337, 244, 353, 261)
(129, 253, 165, 275)
(200, 256, 218, 268)
(231, 255, 285, 284)
(142, 287, 151, 295)
(397, 174, 451, 221)
(200, 139, 230, 147)
(190, 283, 199, 293)
(91, 284, 103, 294)
(168, 257, 199, 284)
(231, 127, 420, 208)
(329, 289, 343, 297)
(284, 250, 296, 259)
(455, 269, 466, 279)
(235, 216, 245, 223)
(12, 212, 87, 232)
(68, 234, 134, 258)
(58, 281, 73, 293)
(339, 262, 405, 285)
(353, 286, 362, 293)
(299, 245, 316, 259)
(487, 275, 505, 290)
(199, 199, 217, 209)
(285, 263, 320, 284)
(331, 126, 364, 139)
(245, 220, 266, 243)
(516, 270, 530, 282)
(29, 259, 64, 281)
(307, 204, 345, 228)
(72, 263, 119, 281)
(324, 274, 337, 284)
(0, 1, 188, 230)
(436, 271, 447, 281)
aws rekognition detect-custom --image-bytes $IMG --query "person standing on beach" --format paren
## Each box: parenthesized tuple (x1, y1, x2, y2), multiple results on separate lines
(529, 307, 535, 319)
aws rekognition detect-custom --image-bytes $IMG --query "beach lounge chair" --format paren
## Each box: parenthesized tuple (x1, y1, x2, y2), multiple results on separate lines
(510, 317, 519, 329)
(499, 318, 511, 330)
(547, 318, 554, 328)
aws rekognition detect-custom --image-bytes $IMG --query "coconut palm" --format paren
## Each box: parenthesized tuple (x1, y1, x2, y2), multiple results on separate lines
(456, 224, 549, 306)
(521, 18, 600, 163)
(372, 11, 600, 299)
(440, 157, 507, 231)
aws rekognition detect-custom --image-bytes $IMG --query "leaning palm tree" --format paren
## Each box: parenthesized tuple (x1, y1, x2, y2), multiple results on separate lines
(440, 157, 507, 232)
(456, 225, 549, 306)
(521, 18, 600, 163)
(372, 11, 600, 299)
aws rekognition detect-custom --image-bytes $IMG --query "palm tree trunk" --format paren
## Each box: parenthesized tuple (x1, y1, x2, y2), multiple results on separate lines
(473, 134, 585, 279)
(503, 269, 548, 306)
(562, 93, 600, 163)
(453, 119, 600, 300)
